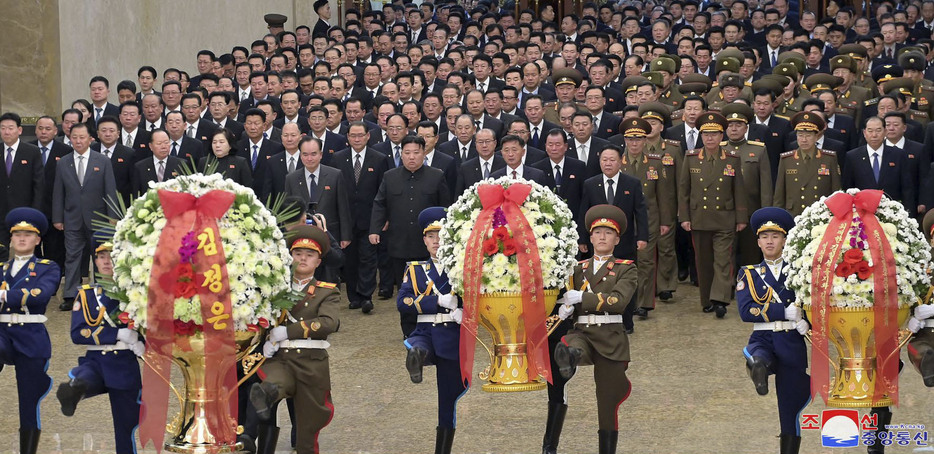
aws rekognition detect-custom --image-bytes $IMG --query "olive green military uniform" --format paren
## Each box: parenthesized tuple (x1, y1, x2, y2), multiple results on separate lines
(773, 149, 840, 216)
(678, 115, 748, 309)
(836, 85, 872, 124)
(259, 279, 340, 454)
(543, 69, 581, 125)
(647, 138, 684, 293)
(776, 89, 810, 117)
(564, 256, 638, 430)
(724, 139, 772, 266)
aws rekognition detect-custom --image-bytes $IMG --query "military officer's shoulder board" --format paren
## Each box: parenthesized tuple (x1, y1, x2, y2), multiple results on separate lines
(37, 259, 52, 265)
(747, 140, 765, 147)
(781, 150, 796, 158)
(663, 139, 680, 147)
(316, 281, 337, 289)
(920, 85, 934, 93)
(864, 97, 879, 106)
(578, 258, 589, 264)
(686, 149, 701, 157)
(79, 284, 94, 290)
(774, 114, 790, 121)
(615, 259, 634, 265)
(719, 141, 729, 146)
(911, 109, 928, 116)
(820, 148, 836, 156)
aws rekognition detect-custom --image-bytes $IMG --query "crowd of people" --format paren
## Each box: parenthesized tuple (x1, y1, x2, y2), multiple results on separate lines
(2, 0, 934, 452)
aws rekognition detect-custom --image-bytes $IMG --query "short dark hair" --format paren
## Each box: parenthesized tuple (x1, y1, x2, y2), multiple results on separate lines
(0, 112, 22, 127)
(244, 107, 267, 122)
(89, 76, 110, 88)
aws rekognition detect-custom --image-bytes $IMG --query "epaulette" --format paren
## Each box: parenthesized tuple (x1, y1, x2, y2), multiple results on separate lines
(744, 81, 752, 86)
(743, 264, 756, 270)
(719, 141, 728, 145)
(316, 281, 337, 289)
(911, 109, 928, 116)
(663, 139, 680, 147)
(774, 114, 790, 121)
(864, 97, 879, 106)
(615, 259, 634, 264)
(747, 140, 765, 147)
(407, 260, 428, 266)
(711, 81, 719, 87)
(781, 150, 795, 158)
(80, 284, 94, 290)
(686, 149, 701, 156)
(669, 110, 683, 119)
(37, 259, 52, 264)
(820, 149, 836, 156)
(578, 258, 590, 264)
(920, 84, 934, 93)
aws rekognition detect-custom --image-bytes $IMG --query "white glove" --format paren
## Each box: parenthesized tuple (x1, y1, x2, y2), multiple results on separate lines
(268, 326, 288, 343)
(262, 341, 279, 358)
(915, 304, 934, 320)
(129, 342, 145, 357)
(784, 305, 802, 321)
(558, 304, 575, 320)
(117, 328, 139, 345)
(450, 308, 463, 324)
(907, 317, 925, 333)
(563, 290, 583, 305)
(795, 319, 810, 336)
(438, 294, 458, 310)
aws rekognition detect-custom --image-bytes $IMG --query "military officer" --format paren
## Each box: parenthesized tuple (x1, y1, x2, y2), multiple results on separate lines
(830, 55, 872, 124)
(721, 103, 773, 266)
(898, 52, 934, 127)
(678, 112, 748, 318)
(837, 44, 879, 97)
(641, 102, 683, 301)
(773, 112, 841, 217)
(773, 64, 808, 117)
(669, 75, 714, 124)
(708, 73, 746, 112)
(862, 64, 905, 122)
(397, 207, 467, 454)
(736, 207, 810, 454)
(0, 207, 61, 454)
(652, 55, 684, 110)
(553, 204, 638, 454)
(56, 237, 144, 454)
(251, 225, 340, 454)
(619, 117, 674, 318)
(544, 69, 581, 126)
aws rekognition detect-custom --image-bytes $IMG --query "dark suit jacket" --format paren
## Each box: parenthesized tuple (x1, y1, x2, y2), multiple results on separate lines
(213, 119, 245, 142)
(90, 143, 135, 206)
(476, 114, 505, 140)
(842, 145, 915, 211)
(285, 165, 353, 242)
(53, 151, 118, 230)
(524, 146, 547, 165)
(755, 115, 793, 182)
(189, 120, 218, 155)
(827, 114, 859, 151)
(568, 136, 611, 179)
(579, 172, 649, 261)
(594, 112, 622, 139)
(331, 147, 392, 232)
(312, 131, 350, 166)
(490, 165, 549, 186)
(274, 117, 311, 134)
(889, 139, 928, 202)
(260, 150, 299, 204)
(0, 142, 44, 230)
(131, 155, 184, 196)
(526, 120, 560, 150)
(237, 137, 286, 197)
(34, 140, 72, 217)
(122, 128, 152, 160)
(531, 156, 588, 219)
(429, 150, 457, 200)
(198, 155, 253, 187)
(370, 165, 452, 258)
(454, 155, 506, 197)
(437, 139, 478, 168)
(91, 103, 120, 128)
(169, 136, 204, 169)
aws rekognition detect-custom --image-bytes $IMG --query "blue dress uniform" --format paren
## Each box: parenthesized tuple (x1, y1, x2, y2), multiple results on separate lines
(398, 207, 467, 454)
(0, 207, 61, 454)
(736, 207, 809, 454)
(57, 239, 142, 454)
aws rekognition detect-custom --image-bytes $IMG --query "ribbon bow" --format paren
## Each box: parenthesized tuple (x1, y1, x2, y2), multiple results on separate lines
(161, 190, 236, 220)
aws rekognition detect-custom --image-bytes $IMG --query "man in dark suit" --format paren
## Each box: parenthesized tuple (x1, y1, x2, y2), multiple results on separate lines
(454, 129, 504, 197)
(842, 117, 915, 212)
(312, 0, 332, 38)
(531, 129, 588, 219)
(33, 116, 71, 269)
(89, 116, 135, 207)
(131, 129, 184, 196)
(568, 111, 611, 178)
(306, 106, 349, 166)
(261, 123, 303, 205)
(883, 112, 928, 217)
(238, 72, 284, 120)
(751, 85, 794, 182)
(181, 94, 217, 157)
(465, 90, 505, 139)
(118, 102, 151, 159)
(490, 135, 550, 186)
(238, 108, 285, 199)
(284, 137, 353, 283)
(52, 123, 118, 310)
(273, 90, 310, 134)
(416, 121, 457, 200)
(437, 114, 478, 167)
(370, 135, 452, 333)
(525, 96, 561, 151)
(332, 122, 392, 313)
(0, 112, 44, 260)
(164, 111, 204, 170)
(206, 91, 245, 141)
(471, 55, 506, 95)
(503, 119, 547, 165)
(88, 76, 120, 128)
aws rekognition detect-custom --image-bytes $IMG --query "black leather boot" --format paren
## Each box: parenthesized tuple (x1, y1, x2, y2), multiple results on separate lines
(780, 434, 802, 454)
(867, 407, 893, 453)
(249, 382, 281, 421)
(406, 346, 429, 383)
(919, 348, 934, 387)
(554, 343, 581, 380)
(434, 426, 455, 454)
(541, 402, 568, 454)
(745, 356, 770, 396)
(56, 378, 88, 416)
(19, 428, 40, 454)
(598, 429, 618, 454)
(255, 424, 280, 454)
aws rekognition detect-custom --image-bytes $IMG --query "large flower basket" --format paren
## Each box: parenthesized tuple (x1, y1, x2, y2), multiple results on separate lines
(784, 189, 929, 407)
(104, 174, 296, 452)
(438, 178, 577, 392)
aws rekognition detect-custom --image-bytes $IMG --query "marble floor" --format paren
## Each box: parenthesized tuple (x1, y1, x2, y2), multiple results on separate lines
(3, 282, 933, 454)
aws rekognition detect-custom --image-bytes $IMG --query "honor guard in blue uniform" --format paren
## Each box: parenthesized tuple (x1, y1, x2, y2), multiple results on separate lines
(736, 207, 810, 454)
(398, 207, 468, 454)
(56, 237, 144, 454)
(0, 207, 61, 454)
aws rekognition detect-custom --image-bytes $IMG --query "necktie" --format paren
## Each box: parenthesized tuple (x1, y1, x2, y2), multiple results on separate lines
(187, 125, 195, 138)
(288, 156, 296, 172)
(687, 129, 696, 150)
(580, 144, 588, 162)
(308, 173, 317, 200)
(171, 141, 178, 156)
(263, 132, 269, 140)
(771, 50, 777, 67)
(354, 154, 362, 183)
(157, 160, 165, 182)
(5, 147, 12, 175)
(251, 145, 259, 169)
(887, 48, 893, 58)
(125, 133, 133, 147)
(77, 155, 86, 184)
(150, 123, 156, 131)
(95, 107, 102, 122)
(512, 170, 518, 179)
(872, 153, 880, 182)
(475, 120, 481, 130)
(555, 164, 562, 188)
(606, 178, 615, 203)
(394, 145, 401, 167)
(478, 82, 486, 92)
(40, 146, 48, 165)
(103, 148, 111, 159)
(461, 146, 468, 161)
(532, 126, 539, 146)
(241, 91, 248, 101)
(483, 162, 490, 179)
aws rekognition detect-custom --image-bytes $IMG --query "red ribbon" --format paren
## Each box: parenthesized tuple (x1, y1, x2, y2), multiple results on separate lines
(460, 183, 552, 385)
(139, 190, 237, 451)
(810, 190, 899, 406)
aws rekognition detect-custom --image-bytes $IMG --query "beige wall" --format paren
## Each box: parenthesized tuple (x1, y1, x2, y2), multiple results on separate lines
(0, 0, 63, 121)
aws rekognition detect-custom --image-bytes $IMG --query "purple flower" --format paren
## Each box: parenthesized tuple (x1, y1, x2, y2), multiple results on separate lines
(178, 231, 198, 263)
(492, 207, 508, 228)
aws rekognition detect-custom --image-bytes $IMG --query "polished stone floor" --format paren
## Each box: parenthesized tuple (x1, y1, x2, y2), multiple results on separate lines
(3, 282, 933, 453)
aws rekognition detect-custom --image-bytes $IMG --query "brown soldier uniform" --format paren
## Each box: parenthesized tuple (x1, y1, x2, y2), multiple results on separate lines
(553, 204, 638, 454)
(678, 112, 748, 316)
(773, 112, 841, 217)
(652, 55, 685, 109)
(544, 69, 581, 125)
(830, 55, 872, 124)
(251, 225, 340, 454)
